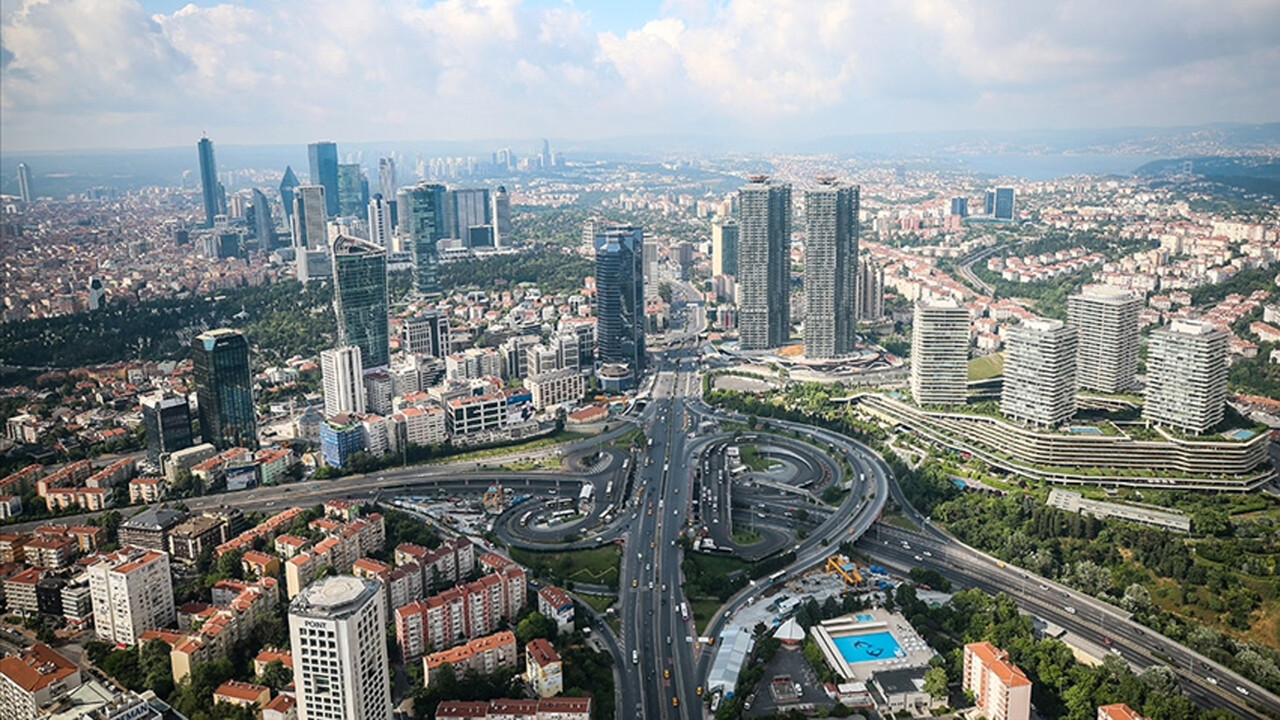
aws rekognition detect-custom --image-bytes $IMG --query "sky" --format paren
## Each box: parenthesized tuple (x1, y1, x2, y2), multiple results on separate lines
(1, 0, 1278, 152)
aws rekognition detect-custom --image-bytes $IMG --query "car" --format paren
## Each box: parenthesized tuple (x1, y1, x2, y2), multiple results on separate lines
(922, 551, 932, 557)
(667, 636, 671, 645)
(913, 555, 923, 561)
(664, 668, 671, 679)
(794, 683, 803, 695)
(632, 579, 638, 588)
(1206, 676, 1218, 685)
(1237, 686, 1250, 696)
(650, 541, 656, 549)
(265, 501, 276, 506)
(1039, 583, 1048, 590)
(1102, 637, 1112, 645)
(1064, 606, 1076, 614)
(697, 686, 704, 696)
(672, 697, 679, 708)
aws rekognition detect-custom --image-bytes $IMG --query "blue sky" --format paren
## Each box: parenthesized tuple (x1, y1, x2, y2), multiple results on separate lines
(2, 0, 1278, 151)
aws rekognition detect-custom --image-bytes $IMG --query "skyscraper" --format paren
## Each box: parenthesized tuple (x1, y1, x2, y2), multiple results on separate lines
(983, 190, 996, 216)
(321, 346, 366, 417)
(1144, 319, 1228, 434)
(250, 189, 275, 248)
(279, 166, 300, 229)
(289, 576, 392, 720)
(803, 180, 859, 359)
(337, 163, 368, 217)
(367, 194, 393, 249)
(307, 141, 340, 217)
(87, 276, 105, 311)
(448, 188, 491, 241)
(197, 136, 226, 228)
(910, 298, 969, 406)
(993, 187, 1015, 220)
(492, 186, 512, 247)
(140, 391, 193, 462)
(711, 216, 738, 278)
(1000, 318, 1078, 427)
(1067, 285, 1140, 393)
(950, 197, 968, 217)
(399, 182, 447, 296)
(737, 177, 792, 350)
(15, 163, 31, 203)
(594, 224, 645, 375)
(642, 242, 660, 299)
(403, 310, 450, 358)
(540, 139, 551, 169)
(377, 157, 397, 201)
(292, 185, 328, 250)
(855, 256, 884, 321)
(332, 235, 389, 369)
(192, 329, 256, 450)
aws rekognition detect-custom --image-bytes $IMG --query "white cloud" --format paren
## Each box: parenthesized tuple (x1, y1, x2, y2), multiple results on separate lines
(0, 0, 1276, 150)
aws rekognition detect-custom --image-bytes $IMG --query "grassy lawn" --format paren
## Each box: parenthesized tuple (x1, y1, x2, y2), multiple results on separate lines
(732, 528, 763, 545)
(739, 444, 778, 472)
(500, 456, 563, 472)
(690, 597, 723, 636)
(573, 591, 616, 615)
(609, 427, 645, 448)
(430, 430, 592, 465)
(510, 545, 621, 587)
(879, 510, 921, 531)
(968, 353, 1005, 381)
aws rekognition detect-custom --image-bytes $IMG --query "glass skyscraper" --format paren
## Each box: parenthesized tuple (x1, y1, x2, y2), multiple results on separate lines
(337, 163, 368, 217)
(308, 141, 340, 217)
(279, 165, 300, 229)
(192, 329, 256, 450)
(398, 182, 447, 296)
(594, 224, 645, 374)
(332, 235, 390, 369)
(197, 136, 225, 228)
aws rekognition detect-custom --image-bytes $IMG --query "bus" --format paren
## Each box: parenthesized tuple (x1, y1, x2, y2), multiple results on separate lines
(680, 602, 689, 622)
(549, 509, 576, 523)
(767, 570, 786, 585)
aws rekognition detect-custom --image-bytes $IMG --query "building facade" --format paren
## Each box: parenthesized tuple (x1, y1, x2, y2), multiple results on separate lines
(332, 235, 390, 369)
(321, 346, 366, 418)
(909, 298, 969, 406)
(711, 216, 738, 278)
(307, 141, 340, 217)
(737, 177, 792, 350)
(593, 224, 646, 377)
(289, 576, 392, 720)
(88, 549, 175, 647)
(404, 309, 450, 358)
(140, 392, 193, 463)
(197, 136, 225, 228)
(1068, 285, 1140, 393)
(963, 642, 1031, 720)
(1000, 318, 1078, 427)
(399, 182, 448, 296)
(1144, 319, 1228, 434)
(855, 255, 884, 321)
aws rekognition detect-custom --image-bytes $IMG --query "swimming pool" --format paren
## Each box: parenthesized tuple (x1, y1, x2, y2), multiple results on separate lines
(855, 613, 874, 622)
(1068, 426, 1103, 435)
(831, 631, 903, 664)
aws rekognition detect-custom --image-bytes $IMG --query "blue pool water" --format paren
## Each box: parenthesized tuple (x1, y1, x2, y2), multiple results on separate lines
(1068, 426, 1103, 435)
(855, 613, 874, 622)
(1226, 429, 1255, 440)
(832, 631, 903, 664)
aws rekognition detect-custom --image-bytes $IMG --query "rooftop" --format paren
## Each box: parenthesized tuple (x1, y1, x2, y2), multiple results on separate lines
(290, 575, 379, 619)
(0, 643, 78, 693)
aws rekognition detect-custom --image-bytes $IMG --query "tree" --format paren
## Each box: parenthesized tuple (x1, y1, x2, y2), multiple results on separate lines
(257, 659, 292, 691)
(1139, 664, 1180, 697)
(924, 665, 949, 700)
(515, 611, 556, 645)
(1122, 583, 1151, 612)
(216, 549, 245, 581)
(140, 638, 174, 698)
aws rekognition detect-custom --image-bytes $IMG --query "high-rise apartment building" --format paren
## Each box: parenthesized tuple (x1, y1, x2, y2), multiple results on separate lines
(197, 136, 226, 228)
(337, 163, 368, 217)
(1144, 319, 1228, 434)
(963, 642, 1031, 720)
(404, 310, 450, 358)
(950, 196, 968, 217)
(367, 194, 394, 249)
(910, 298, 969, 406)
(737, 177, 792, 350)
(804, 180, 859, 359)
(140, 391, 193, 463)
(399, 182, 447, 296)
(88, 548, 175, 647)
(642, 242, 660, 299)
(332, 235, 389, 369)
(855, 255, 884, 320)
(321, 347, 366, 417)
(16, 162, 32, 204)
(193, 329, 256, 450)
(393, 565, 526, 659)
(1067, 285, 1140, 393)
(492, 186, 512, 246)
(448, 188, 491, 243)
(292, 185, 328, 251)
(594, 224, 645, 376)
(307, 141, 340, 217)
(1000, 318, 1078, 427)
(711, 216, 738, 278)
(289, 576, 392, 720)
(279, 166, 300, 229)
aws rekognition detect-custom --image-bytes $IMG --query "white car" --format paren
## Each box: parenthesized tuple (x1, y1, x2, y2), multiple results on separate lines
(1205, 676, 1218, 685)
(1237, 686, 1250, 696)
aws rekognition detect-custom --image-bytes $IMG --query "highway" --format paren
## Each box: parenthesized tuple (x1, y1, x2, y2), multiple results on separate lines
(876, 471, 1280, 719)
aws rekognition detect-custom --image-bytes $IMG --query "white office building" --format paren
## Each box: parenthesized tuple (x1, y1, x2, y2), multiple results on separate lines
(526, 369, 586, 411)
(1068, 285, 1140, 393)
(909, 298, 970, 406)
(1000, 318, 1078, 427)
(367, 195, 394, 249)
(1144, 319, 1228, 434)
(321, 346, 366, 417)
(289, 575, 392, 720)
(88, 549, 175, 647)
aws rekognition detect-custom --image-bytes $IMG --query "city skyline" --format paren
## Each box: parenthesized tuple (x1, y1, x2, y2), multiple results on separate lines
(2, 0, 1278, 151)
